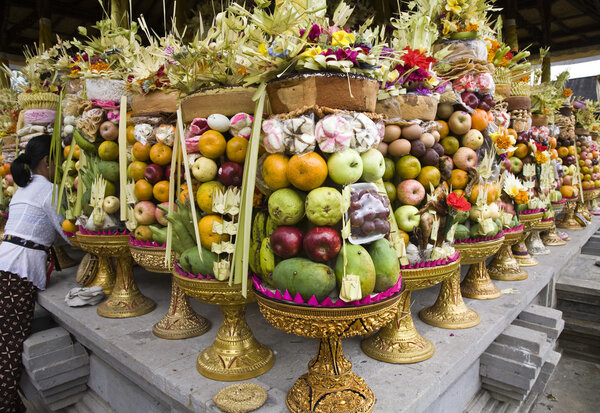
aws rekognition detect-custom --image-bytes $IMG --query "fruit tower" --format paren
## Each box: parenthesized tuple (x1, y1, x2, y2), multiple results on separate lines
(0, 87, 19, 230)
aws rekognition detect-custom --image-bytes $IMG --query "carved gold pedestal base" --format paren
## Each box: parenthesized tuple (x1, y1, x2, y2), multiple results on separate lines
(97, 253, 157, 318)
(153, 281, 210, 340)
(196, 303, 274, 381)
(173, 274, 274, 381)
(419, 267, 480, 329)
(557, 200, 584, 230)
(489, 244, 528, 281)
(287, 338, 375, 413)
(362, 290, 434, 363)
(461, 261, 502, 299)
(541, 228, 566, 246)
(80, 253, 114, 294)
(53, 246, 78, 269)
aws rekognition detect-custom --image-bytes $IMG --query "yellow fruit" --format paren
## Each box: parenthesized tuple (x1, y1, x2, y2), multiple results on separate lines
(126, 125, 136, 145)
(62, 219, 77, 233)
(226, 136, 249, 163)
(198, 215, 229, 250)
(134, 180, 153, 201)
(98, 141, 119, 161)
(149, 143, 172, 166)
(263, 154, 290, 190)
(198, 130, 226, 159)
(196, 181, 224, 214)
(153, 180, 170, 203)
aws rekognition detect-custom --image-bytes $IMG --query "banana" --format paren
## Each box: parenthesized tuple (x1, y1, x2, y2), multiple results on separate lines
(265, 216, 277, 237)
(249, 239, 261, 275)
(259, 238, 275, 277)
(252, 211, 267, 242)
(73, 129, 97, 155)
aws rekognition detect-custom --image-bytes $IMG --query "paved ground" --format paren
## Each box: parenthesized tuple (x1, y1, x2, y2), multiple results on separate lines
(531, 354, 600, 413)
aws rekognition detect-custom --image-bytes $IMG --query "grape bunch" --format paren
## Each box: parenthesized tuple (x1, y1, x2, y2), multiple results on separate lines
(349, 189, 391, 238)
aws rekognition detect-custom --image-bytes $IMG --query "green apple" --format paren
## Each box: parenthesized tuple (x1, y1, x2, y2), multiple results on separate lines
(394, 205, 421, 232)
(383, 158, 395, 180)
(360, 148, 385, 182)
(327, 149, 363, 185)
(395, 155, 422, 179)
(192, 157, 218, 182)
(440, 136, 460, 155)
(384, 181, 396, 202)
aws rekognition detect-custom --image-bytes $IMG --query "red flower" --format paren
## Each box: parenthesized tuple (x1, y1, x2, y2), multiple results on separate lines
(534, 141, 548, 152)
(402, 47, 437, 70)
(447, 192, 471, 211)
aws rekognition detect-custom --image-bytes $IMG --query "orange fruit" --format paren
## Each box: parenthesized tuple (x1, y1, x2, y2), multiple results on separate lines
(98, 141, 119, 161)
(63, 145, 71, 159)
(397, 229, 410, 245)
(226, 136, 249, 163)
(507, 128, 518, 139)
(132, 142, 151, 162)
(198, 130, 226, 159)
(127, 161, 147, 181)
(263, 154, 290, 190)
(196, 181, 225, 214)
(153, 180, 170, 202)
(63, 145, 81, 160)
(469, 183, 498, 204)
(470, 109, 489, 131)
(150, 143, 173, 166)
(550, 149, 558, 160)
(549, 137, 557, 149)
(134, 225, 153, 241)
(0, 164, 9, 177)
(557, 147, 569, 158)
(134, 179, 154, 201)
(126, 125, 136, 145)
(198, 215, 229, 250)
(449, 169, 469, 189)
(437, 120, 449, 139)
(514, 143, 529, 159)
(287, 152, 328, 191)
(560, 185, 574, 198)
(568, 146, 576, 157)
(62, 219, 77, 233)
(179, 185, 190, 204)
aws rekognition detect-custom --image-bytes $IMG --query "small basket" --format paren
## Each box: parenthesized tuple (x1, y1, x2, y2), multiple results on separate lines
(17, 92, 59, 111)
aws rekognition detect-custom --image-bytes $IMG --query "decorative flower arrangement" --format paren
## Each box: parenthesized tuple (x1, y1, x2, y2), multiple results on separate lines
(490, 126, 516, 156)
(573, 98, 600, 131)
(3, 45, 62, 94)
(436, 0, 497, 39)
(486, 38, 531, 86)
(0, 88, 19, 135)
(230, 1, 389, 85)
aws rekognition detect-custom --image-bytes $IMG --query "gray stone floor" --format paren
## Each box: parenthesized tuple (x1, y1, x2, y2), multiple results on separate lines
(531, 354, 600, 413)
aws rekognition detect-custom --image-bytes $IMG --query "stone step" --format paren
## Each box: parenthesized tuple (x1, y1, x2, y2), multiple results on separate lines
(559, 332, 600, 363)
(35, 365, 90, 392)
(24, 327, 72, 358)
(30, 344, 88, 381)
(463, 389, 492, 413)
(42, 384, 87, 405)
(80, 391, 118, 413)
(48, 392, 84, 412)
(494, 325, 547, 355)
(480, 353, 539, 380)
(557, 299, 600, 320)
(517, 304, 563, 329)
(24, 343, 83, 372)
(562, 316, 600, 337)
(486, 341, 549, 366)
(512, 318, 565, 341)
(556, 277, 600, 306)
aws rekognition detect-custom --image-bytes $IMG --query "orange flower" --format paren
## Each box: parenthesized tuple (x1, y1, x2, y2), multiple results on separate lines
(90, 61, 110, 72)
(515, 190, 529, 205)
(535, 151, 548, 164)
(237, 66, 248, 76)
(562, 88, 572, 97)
(519, 75, 530, 83)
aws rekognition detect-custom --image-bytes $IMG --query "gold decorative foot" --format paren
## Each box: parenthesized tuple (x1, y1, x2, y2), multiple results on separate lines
(52, 246, 78, 269)
(196, 303, 274, 381)
(287, 337, 374, 413)
(461, 262, 502, 299)
(541, 227, 566, 246)
(152, 280, 210, 340)
(557, 200, 584, 230)
(97, 253, 156, 318)
(420, 267, 480, 329)
(362, 290, 434, 363)
(489, 244, 528, 281)
(86, 255, 115, 294)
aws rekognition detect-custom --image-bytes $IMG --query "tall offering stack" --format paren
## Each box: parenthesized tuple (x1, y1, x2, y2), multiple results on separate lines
(0, 87, 19, 236)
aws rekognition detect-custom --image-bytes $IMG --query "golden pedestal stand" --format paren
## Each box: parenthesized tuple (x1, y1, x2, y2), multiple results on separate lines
(456, 237, 504, 299)
(74, 233, 114, 294)
(512, 212, 543, 267)
(587, 188, 600, 215)
(557, 198, 584, 230)
(579, 190, 596, 222)
(257, 293, 401, 413)
(542, 203, 567, 246)
(527, 219, 554, 255)
(129, 244, 209, 340)
(0, 214, 7, 242)
(362, 261, 456, 363)
(419, 258, 481, 329)
(172, 273, 274, 381)
(76, 232, 156, 318)
(489, 227, 528, 281)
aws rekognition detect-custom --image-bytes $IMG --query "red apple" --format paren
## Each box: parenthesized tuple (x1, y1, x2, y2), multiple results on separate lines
(218, 162, 243, 187)
(453, 147, 478, 170)
(134, 201, 156, 225)
(397, 179, 426, 206)
(303, 227, 342, 262)
(144, 164, 164, 184)
(99, 121, 119, 141)
(164, 164, 184, 180)
(270, 226, 304, 258)
(155, 202, 171, 226)
(4, 174, 13, 186)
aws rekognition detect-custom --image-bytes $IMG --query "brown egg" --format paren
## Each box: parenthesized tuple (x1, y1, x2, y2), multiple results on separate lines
(420, 133, 435, 148)
(378, 142, 388, 156)
(401, 124, 423, 140)
(383, 124, 402, 143)
(388, 138, 412, 157)
(432, 130, 441, 142)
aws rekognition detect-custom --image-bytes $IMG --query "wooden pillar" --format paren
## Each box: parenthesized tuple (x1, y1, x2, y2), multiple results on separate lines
(504, 0, 519, 51)
(0, 0, 10, 87)
(111, 0, 128, 28)
(174, 0, 187, 34)
(37, 0, 52, 50)
(539, 0, 552, 82)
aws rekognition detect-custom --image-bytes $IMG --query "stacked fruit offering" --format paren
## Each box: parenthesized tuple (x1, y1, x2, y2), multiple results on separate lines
(252, 112, 401, 304)
(576, 131, 600, 191)
(555, 108, 580, 199)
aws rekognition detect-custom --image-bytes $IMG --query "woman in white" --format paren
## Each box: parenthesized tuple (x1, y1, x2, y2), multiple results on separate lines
(0, 134, 70, 413)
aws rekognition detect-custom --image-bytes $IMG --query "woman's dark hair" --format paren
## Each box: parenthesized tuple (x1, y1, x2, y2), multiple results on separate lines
(11, 134, 52, 187)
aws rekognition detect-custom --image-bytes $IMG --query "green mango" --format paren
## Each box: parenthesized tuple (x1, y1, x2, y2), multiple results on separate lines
(470, 223, 481, 238)
(368, 238, 400, 293)
(516, 204, 528, 213)
(335, 244, 376, 299)
(272, 258, 336, 301)
(454, 224, 470, 240)
(179, 246, 218, 276)
(98, 160, 120, 183)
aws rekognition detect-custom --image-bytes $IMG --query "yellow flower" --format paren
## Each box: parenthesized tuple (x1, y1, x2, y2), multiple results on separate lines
(445, 0, 466, 14)
(535, 151, 549, 164)
(300, 46, 323, 57)
(331, 31, 355, 47)
(258, 43, 268, 57)
(515, 190, 529, 205)
(442, 20, 458, 35)
(387, 69, 399, 83)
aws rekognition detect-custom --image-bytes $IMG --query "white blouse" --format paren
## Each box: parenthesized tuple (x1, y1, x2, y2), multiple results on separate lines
(0, 174, 70, 290)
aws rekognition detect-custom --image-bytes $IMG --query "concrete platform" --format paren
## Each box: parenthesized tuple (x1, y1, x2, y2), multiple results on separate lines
(36, 218, 600, 413)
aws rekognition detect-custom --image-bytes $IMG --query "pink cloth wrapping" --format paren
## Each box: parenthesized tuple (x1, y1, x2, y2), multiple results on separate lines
(23, 109, 56, 125)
